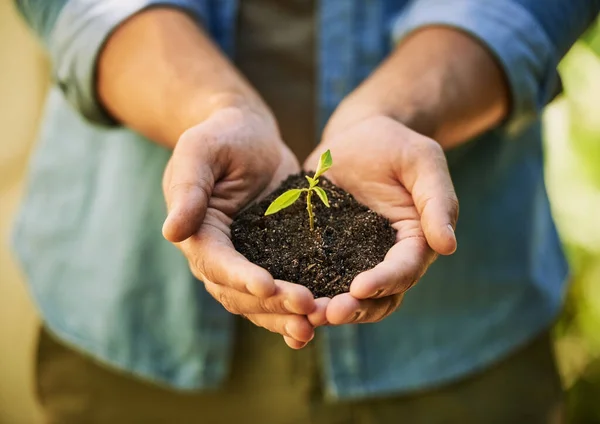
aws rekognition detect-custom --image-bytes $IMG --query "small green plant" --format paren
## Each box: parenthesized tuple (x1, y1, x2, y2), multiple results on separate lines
(265, 150, 332, 230)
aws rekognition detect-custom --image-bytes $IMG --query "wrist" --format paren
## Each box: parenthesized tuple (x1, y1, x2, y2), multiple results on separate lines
(326, 87, 440, 142)
(346, 73, 442, 140)
(348, 27, 508, 148)
(204, 92, 268, 117)
(179, 90, 276, 138)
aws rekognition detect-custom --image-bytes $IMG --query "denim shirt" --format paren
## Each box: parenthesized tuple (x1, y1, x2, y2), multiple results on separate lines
(13, 0, 599, 398)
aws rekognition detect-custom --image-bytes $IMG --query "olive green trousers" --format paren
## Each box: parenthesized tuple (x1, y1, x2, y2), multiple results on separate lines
(36, 318, 564, 424)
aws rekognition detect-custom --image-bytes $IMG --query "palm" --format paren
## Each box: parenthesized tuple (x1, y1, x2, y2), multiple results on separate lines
(196, 148, 300, 279)
(162, 106, 304, 298)
(304, 115, 457, 324)
(161, 106, 324, 347)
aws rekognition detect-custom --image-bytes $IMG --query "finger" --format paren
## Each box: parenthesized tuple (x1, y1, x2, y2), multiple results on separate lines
(283, 336, 308, 350)
(181, 219, 276, 298)
(326, 293, 403, 325)
(204, 280, 316, 315)
(162, 134, 217, 243)
(245, 314, 314, 343)
(349, 237, 434, 299)
(403, 139, 458, 255)
(307, 297, 330, 327)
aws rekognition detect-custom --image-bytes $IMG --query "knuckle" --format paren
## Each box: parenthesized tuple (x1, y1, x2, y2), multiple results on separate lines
(206, 284, 239, 315)
(257, 297, 275, 314)
(369, 307, 388, 323)
(168, 180, 212, 203)
(412, 136, 441, 157)
(192, 253, 220, 286)
(423, 136, 442, 151)
(191, 255, 208, 281)
(178, 127, 215, 149)
(372, 288, 387, 298)
(168, 181, 196, 194)
(194, 254, 206, 276)
(391, 279, 412, 296)
(178, 127, 198, 145)
(188, 262, 204, 282)
(218, 293, 238, 314)
(372, 295, 403, 323)
(197, 175, 214, 199)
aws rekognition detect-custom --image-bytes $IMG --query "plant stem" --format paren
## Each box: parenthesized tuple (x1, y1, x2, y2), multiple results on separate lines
(306, 189, 314, 231)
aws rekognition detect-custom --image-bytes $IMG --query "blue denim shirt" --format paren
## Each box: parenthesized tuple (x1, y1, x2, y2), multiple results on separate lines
(13, 0, 599, 398)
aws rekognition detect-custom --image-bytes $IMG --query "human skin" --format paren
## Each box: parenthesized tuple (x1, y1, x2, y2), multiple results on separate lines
(97, 9, 507, 348)
(98, 9, 323, 348)
(303, 27, 509, 328)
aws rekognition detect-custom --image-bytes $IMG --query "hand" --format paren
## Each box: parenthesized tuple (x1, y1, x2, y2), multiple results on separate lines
(162, 105, 327, 348)
(304, 113, 458, 325)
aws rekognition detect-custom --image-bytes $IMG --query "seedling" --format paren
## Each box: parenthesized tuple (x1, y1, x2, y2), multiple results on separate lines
(265, 150, 332, 230)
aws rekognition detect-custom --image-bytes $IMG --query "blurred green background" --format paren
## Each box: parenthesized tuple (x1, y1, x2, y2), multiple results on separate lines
(546, 18, 600, 424)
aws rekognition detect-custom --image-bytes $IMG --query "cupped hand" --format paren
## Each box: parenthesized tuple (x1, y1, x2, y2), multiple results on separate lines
(162, 106, 327, 348)
(304, 114, 458, 325)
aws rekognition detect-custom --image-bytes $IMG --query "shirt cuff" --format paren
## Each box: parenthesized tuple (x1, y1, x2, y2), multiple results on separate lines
(48, 0, 208, 127)
(391, 0, 561, 133)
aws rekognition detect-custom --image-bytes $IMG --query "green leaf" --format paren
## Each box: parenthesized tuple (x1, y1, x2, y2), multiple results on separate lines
(313, 149, 333, 179)
(264, 189, 303, 215)
(313, 187, 330, 207)
(305, 175, 319, 188)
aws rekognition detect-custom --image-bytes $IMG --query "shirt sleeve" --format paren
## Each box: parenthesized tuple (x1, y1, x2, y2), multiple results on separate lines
(14, 0, 209, 126)
(391, 0, 600, 133)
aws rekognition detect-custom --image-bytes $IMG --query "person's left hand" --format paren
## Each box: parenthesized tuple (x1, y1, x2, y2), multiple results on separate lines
(304, 112, 458, 325)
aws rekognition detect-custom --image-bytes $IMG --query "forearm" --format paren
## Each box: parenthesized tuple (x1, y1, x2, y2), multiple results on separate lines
(340, 0, 600, 150)
(340, 27, 509, 150)
(98, 8, 267, 148)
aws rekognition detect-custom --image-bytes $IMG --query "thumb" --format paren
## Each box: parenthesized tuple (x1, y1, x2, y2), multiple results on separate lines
(404, 140, 459, 255)
(162, 139, 216, 243)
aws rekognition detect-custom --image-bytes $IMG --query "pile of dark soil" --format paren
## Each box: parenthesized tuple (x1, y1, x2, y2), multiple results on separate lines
(231, 173, 396, 298)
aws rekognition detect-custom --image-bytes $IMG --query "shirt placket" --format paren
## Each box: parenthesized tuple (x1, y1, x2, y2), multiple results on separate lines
(317, 0, 364, 399)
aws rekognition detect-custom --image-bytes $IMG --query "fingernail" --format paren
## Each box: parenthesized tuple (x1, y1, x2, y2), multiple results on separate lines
(447, 224, 458, 252)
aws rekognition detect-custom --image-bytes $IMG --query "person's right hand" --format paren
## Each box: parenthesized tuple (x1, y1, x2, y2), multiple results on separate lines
(162, 105, 328, 348)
